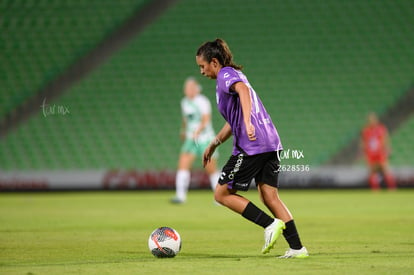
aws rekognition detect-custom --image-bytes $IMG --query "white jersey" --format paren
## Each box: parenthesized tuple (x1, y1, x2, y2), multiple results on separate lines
(181, 94, 215, 143)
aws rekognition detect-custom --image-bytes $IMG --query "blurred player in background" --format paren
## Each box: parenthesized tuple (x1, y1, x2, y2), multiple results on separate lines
(361, 112, 396, 190)
(171, 77, 221, 204)
(196, 38, 308, 258)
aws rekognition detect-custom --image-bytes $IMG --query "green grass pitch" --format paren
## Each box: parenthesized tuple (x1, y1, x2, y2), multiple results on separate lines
(1, 189, 413, 274)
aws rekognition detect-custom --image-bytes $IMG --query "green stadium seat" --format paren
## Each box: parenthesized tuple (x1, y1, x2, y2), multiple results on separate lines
(0, 0, 148, 118)
(0, 0, 413, 170)
(390, 115, 414, 166)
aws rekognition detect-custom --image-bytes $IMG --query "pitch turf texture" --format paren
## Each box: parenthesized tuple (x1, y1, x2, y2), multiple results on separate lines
(1, 190, 413, 274)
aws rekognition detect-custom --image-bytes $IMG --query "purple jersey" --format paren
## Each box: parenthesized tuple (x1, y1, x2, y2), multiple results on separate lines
(216, 67, 283, 155)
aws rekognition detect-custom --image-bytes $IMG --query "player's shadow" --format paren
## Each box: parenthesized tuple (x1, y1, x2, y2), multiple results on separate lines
(118, 251, 287, 260)
(179, 253, 271, 259)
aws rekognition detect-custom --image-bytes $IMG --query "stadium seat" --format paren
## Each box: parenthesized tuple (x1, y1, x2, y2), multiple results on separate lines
(1, 0, 413, 170)
(0, 0, 148, 118)
(389, 115, 414, 166)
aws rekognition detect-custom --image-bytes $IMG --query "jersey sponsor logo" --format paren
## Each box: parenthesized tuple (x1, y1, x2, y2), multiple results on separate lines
(225, 77, 239, 88)
(223, 72, 230, 78)
(228, 154, 244, 180)
(258, 118, 271, 125)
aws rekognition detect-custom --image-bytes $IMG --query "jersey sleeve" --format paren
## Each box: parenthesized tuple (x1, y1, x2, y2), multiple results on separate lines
(195, 95, 211, 115)
(217, 67, 243, 95)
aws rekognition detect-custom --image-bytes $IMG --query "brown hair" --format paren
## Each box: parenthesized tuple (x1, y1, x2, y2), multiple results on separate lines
(196, 38, 243, 70)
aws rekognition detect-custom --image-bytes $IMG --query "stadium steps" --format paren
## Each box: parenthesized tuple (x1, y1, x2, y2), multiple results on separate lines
(0, 0, 413, 170)
(390, 114, 414, 166)
(329, 85, 414, 165)
(1, 0, 150, 120)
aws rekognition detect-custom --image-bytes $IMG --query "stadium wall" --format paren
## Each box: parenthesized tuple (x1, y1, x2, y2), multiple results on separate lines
(1, 167, 413, 191)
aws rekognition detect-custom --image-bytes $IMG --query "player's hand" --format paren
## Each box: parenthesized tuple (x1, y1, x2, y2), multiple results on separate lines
(245, 122, 256, 141)
(192, 130, 200, 140)
(203, 144, 216, 167)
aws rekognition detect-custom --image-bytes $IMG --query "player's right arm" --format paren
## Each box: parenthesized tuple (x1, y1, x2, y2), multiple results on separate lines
(203, 122, 232, 167)
(232, 81, 256, 141)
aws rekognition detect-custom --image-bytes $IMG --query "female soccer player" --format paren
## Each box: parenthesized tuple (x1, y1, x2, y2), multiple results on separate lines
(361, 112, 396, 190)
(171, 77, 221, 204)
(196, 39, 308, 258)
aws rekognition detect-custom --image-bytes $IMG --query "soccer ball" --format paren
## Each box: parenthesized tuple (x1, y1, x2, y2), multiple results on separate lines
(148, 227, 181, 258)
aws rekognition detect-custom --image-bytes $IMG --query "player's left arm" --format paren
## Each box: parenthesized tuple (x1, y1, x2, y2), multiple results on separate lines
(231, 81, 256, 141)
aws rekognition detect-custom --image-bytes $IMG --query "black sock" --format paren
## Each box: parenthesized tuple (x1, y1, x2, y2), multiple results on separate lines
(241, 202, 274, 228)
(283, 220, 303, 250)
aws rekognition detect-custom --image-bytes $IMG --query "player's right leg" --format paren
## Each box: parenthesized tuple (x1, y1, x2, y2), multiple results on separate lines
(214, 183, 248, 212)
(204, 157, 220, 191)
(367, 161, 380, 190)
(198, 140, 220, 192)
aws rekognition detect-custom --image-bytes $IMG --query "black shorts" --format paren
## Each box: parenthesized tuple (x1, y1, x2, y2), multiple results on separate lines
(218, 151, 280, 191)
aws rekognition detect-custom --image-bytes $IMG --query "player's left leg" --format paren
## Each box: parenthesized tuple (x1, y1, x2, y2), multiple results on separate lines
(255, 152, 308, 258)
(258, 184, 292, 222)
(258, 183, 308, 258)
(379, 161, 397, 190)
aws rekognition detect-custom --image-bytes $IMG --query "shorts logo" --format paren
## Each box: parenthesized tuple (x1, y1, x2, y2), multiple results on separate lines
(228, 154, 244, 180)
(234, 182, 249, 189)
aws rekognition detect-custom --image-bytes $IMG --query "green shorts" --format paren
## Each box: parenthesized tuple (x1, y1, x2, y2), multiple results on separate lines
(181, 139, 218, 159)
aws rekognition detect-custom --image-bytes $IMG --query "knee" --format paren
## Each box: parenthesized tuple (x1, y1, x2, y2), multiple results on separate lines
(214, 187, 232, 205)
(214, 190, 224, 204)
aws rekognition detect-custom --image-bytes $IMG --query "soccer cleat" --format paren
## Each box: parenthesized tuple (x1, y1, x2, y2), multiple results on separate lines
(278, 247, 309, 258)
(261, 219, 285, 254)
(170, 197, 185, 204)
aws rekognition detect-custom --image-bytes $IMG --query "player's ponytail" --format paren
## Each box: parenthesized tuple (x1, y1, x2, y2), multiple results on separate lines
(197, 38, 243, 70)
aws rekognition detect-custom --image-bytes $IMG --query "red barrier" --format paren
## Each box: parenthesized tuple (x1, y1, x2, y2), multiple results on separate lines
(102, 169, 211, 190)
